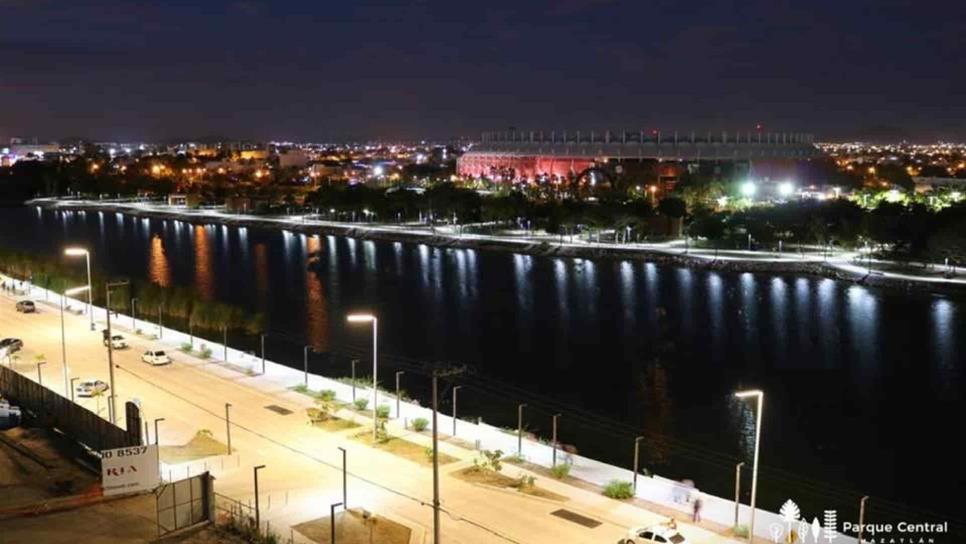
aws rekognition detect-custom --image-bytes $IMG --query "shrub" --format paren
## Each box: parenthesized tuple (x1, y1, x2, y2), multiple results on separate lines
(293, 384, 309, 394)
(733, 525, 749, 538)
(180, 342, 193, 353)
(319, 389, 337, 401)
(199, 345, 212, 359)
(376, 405, 391, 419)
(472, 449, 504, 473)
(550, 463, 571, 479)
(412, 417, 429, 432)
(353, 398, 369, 411)
(502, 453, 525, 464)
(424, 447, 434, 462)
(516, 474, 536, 490)
(603, 480, 634, 500)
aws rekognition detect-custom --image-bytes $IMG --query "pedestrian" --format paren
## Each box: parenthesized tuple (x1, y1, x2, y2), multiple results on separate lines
(692, 494, 703, 523)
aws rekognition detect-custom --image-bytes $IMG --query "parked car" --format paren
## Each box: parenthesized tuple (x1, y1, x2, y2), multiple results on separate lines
(75, 379, 109, 398)
(102, 330, 128, 349)
(141, 350, 171, 366)
(621, 524, 688, 544)
(0, 338, 23, 354)
(15, 300, 36, 313)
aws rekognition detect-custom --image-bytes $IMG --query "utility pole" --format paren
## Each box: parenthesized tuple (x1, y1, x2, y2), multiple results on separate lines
(395, 371, 404, 419)
(432, 366, 467, 544)
(633, 436, 644, 494)
(105, 281, 128, 425)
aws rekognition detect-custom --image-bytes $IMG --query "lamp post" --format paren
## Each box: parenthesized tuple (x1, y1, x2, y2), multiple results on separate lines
(735, 389, 764, 544)
(350, 359, 358, 401)
(395, 371, 404, 419)
(225, 403, 232, 455)
(70, 377, 80, 402)
(303, 346, 310, 387)
(734, 462, 744, 528)
(261, 334, 266, 375)
(61, 285, 90, 397)
(337, 446, 347, 507)
(131, 297, 138, 330)
(330, 502, 343, 544)
(64, 248, 94, 331)
(154, 417, 165, 445)
(633, 436, 644, 494)
(346, 314, 378, 441)
(37, 361, 46, 386)
(452, 385, 461, 437)
(517, 403, 527, 456)
(858, 496, 870, 543)
(253, 465, 266, 528)
(105, 281, 128, 425)
(551, 413, 561, 467)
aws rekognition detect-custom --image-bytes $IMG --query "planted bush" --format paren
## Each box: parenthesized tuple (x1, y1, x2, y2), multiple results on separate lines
(319, 389, 337, 401)
(412, 417, 429, 432)
(602, 480, 634, 500)
(376, 405, 391, 419)
(550, 463, 572, 479)
(353, 398, 369, 411)
(180, 342, 193, 353)
(199, 345, 212, 359)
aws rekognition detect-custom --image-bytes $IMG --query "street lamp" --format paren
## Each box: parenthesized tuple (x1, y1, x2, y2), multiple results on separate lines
(395, 371, 404, 419)
(152, 417, 166, 445)
(70, 377, 80, 402)
(253, 465, 266, 528)
(61, 285, 90, 397)
(551, 413, 561, 467)
(735, 389, 764, 544)
(337, 446, 347, 507)
(104, 281, 129, 424)
(346, 314, 378, 441)
(633, 436, 644, 494)
(37, 361, 46, 386)
(64, 247, 94, 330)
(452, 385, 462, 437)
(517, 403, 527, 456)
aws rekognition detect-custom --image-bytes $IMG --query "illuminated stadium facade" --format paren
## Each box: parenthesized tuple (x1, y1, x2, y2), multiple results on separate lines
(458, 130, 822, 189)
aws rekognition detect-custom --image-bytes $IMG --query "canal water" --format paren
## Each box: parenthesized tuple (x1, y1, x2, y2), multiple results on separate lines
(4, 206, 964, 530)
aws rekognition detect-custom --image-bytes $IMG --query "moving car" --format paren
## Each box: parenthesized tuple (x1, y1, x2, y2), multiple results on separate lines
(0, 338, 23, 354)
(102, 331, 128, 349)
(75, 379, 109, 398)
(15, 300, 36, 313)
(621, 524, 688, 544)
(141, 349, 171, 366)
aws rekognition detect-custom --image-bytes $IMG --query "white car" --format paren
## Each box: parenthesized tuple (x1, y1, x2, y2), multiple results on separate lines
(622, 524, 688, 544)
(104, 334, 128, 349)
(141, 349, 171, 366)
(75, 379, 109, 398)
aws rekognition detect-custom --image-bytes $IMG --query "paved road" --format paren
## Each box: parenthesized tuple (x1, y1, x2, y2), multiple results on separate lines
(0, 288, 744, 544)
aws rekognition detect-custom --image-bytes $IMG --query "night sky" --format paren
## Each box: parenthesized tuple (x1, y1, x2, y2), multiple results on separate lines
(2, 0, 964, 143)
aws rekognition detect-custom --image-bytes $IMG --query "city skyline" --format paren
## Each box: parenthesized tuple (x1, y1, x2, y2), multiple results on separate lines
(2, 0, 965, 142)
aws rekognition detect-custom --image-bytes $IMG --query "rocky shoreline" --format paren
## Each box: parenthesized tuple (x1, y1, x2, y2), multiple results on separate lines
(31, 200, 966, 297)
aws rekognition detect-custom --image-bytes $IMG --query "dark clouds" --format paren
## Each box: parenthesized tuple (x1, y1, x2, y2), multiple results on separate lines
(1, 0, 964, 142)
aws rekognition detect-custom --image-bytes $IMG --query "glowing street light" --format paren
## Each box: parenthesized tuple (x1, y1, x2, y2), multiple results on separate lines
(60, 285, 90, 397)
(740, 181, 757, 198)
(735, 389, 764, 544)
(777, 181, 794, 198)
(347, 314, 379, 440)
(64, 248, 94, 330)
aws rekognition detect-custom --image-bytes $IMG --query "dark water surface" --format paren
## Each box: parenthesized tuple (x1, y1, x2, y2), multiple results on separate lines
(5, 206, 964, 529)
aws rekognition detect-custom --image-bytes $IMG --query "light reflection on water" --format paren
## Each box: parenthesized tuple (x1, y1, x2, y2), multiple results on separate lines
(8, 207, 966, 525)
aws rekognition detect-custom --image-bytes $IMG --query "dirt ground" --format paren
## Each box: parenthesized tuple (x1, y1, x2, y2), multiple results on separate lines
(294, 507, 411, 544)
(160, 430, 229, 464)
(0, 426, 100, 509)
